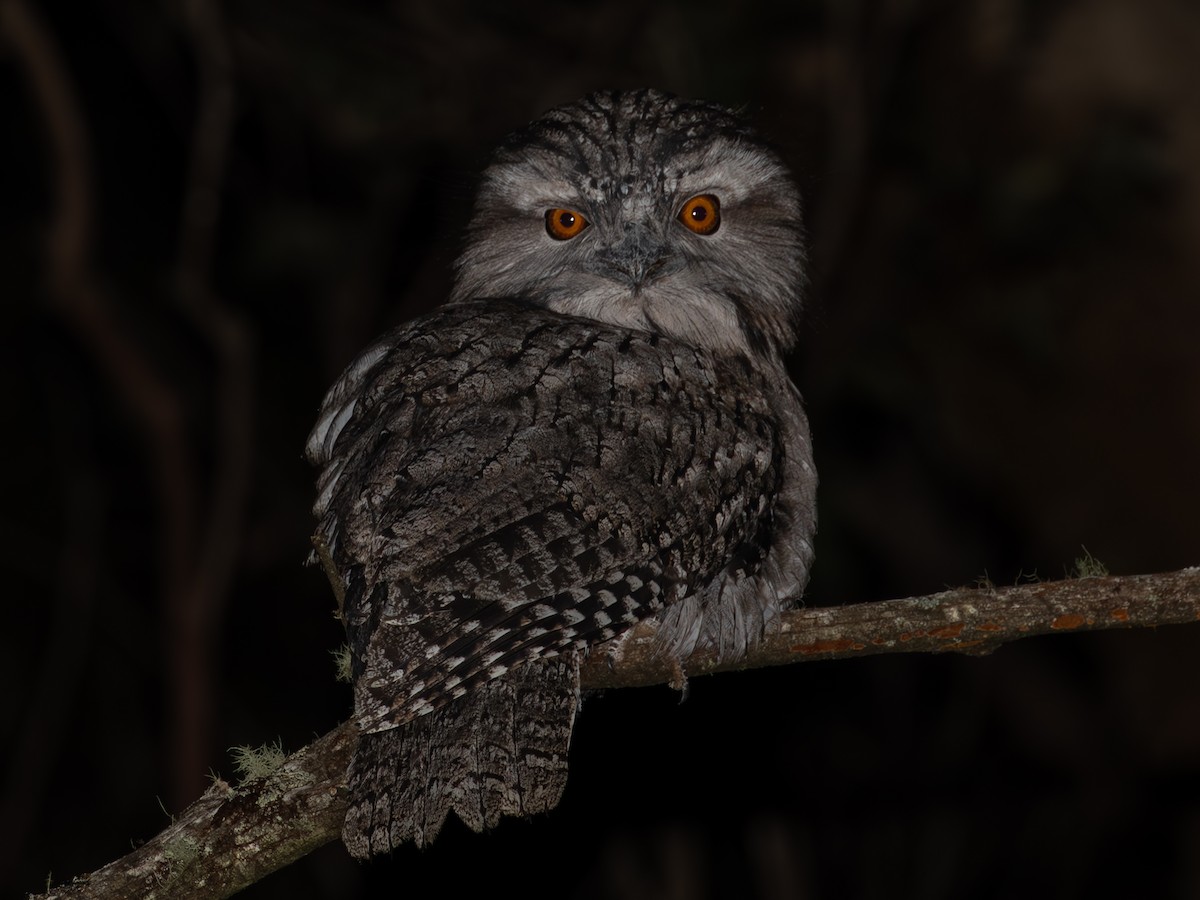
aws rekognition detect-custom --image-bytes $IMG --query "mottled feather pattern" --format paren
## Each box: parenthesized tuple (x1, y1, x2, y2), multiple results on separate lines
(344, 656, 580, 853)
(307, 88, 817, 857)
(311, 299, 784, 732)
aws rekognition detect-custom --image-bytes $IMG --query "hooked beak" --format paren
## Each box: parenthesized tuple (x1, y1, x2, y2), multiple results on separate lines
(587, 222, 683, 289)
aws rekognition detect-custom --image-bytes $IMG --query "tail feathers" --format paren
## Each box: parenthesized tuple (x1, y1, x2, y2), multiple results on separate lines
(342, 655, 581, 858)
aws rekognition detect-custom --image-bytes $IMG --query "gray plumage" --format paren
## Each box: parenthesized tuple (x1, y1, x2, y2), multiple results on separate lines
(306, 88, 817, 858)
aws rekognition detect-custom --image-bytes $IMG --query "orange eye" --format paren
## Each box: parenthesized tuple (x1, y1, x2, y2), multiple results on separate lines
(678, 193, 721, 236)
(545, 208, 589, 240)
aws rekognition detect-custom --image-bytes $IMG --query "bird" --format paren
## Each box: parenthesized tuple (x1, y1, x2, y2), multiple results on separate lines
(305, 88, 817, 858)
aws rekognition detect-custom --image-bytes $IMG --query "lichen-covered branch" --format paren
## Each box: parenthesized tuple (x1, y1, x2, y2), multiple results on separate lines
(32, 567, 1200, 900)
(35, 725, 356, 900)
(582, 566, 1200, 687)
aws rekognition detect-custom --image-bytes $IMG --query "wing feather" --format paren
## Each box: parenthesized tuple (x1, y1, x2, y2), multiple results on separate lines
(308, 300, 782, 732)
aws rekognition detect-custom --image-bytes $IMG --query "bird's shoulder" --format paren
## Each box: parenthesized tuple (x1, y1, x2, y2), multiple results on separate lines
(307, 299, 787, 730)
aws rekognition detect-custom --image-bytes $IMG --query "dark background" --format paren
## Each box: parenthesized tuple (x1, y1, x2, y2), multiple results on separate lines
(3, 0, 1199, 897)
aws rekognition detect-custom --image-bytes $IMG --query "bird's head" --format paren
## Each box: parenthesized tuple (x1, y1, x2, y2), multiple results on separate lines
(450, 89, 806, 361)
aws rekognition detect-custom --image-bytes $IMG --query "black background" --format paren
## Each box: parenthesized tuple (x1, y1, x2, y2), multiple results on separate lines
(3, 1, 1199, 897)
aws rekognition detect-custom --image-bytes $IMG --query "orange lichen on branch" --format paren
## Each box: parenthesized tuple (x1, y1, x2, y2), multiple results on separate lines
(790, 638, 867, 655)
(898, 623, 966, 643)
(927, 623, 964, 639)
(1051, 613, 1088, 630)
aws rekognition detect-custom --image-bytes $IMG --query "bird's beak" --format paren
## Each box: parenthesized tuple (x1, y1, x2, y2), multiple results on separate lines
(589, 222, 683, 289)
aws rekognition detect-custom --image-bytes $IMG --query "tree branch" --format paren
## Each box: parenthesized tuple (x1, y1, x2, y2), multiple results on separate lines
(1, 0, 202, 810)
(3, 0, 258, 809)
(169, 0, 256, 807)
(32, 567, 1200, 900)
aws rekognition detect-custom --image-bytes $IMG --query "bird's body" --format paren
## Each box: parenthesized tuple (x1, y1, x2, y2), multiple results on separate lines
(307, 89, 817, 857)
